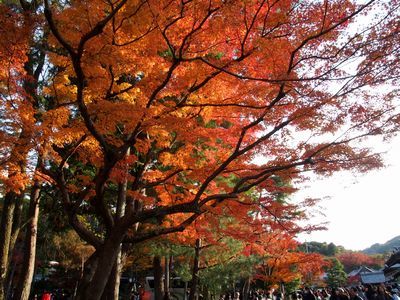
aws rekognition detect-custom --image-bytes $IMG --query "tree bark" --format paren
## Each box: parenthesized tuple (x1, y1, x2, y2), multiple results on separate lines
(75, 251, 99, 298)
(0, 193, 17, 300)
(4, 194, 24, 300)
(101, 249, 124, 300)
(189, 239, 201, 300)
(164, 256, 171, 300)
(75, 229, 125, 300)
(242, 277, 251, 300)
(4, 258, 17, 300)
(101, 177, 128, 300)
(9, 197, 24, 263)
(154, 256, 164, 300)
(14, 180, 41, 300)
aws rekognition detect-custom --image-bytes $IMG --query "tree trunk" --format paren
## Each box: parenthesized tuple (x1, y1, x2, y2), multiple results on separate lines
(242, 277, 251, 300)
(101, 245, 125, 300)
(14, 180, 41, 300)
(0, 192, 17, 300)
(189, 239, 201, 300)
(101, 180, 127, 300)
(0, 142, 31, 300)
(75, 229, 125, 300)
(154, 256, 164, 300)
(3, 195, 24, 300)
(75, 251, 99, 298)
(164, 256, 170, 300)
(77, 146, 132, 300)
(9, 197, 24, 263)
(184, 281, 188, 300)
(5, 258, 17, 300)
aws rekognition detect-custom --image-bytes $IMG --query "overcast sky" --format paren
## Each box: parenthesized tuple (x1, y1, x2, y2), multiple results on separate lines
(295, 135, 400, 251)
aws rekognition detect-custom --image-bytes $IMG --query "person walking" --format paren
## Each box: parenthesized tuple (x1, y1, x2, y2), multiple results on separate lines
(41, 291, 52, 300)
(303, 287, 316, 300)
(349, 287, 363, 300)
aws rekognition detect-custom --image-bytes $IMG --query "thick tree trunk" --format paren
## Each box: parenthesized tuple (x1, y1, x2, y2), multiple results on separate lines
(75, 229, 125, 300)
(14, 180, 41, 300)
(101, 181, 127, 300)
(101, 246, 124, 300)
(0, 193, 16, 300)
(189, 239, 201, 300)
(75, 251, 99, 298)
(153, 256, 164, 300)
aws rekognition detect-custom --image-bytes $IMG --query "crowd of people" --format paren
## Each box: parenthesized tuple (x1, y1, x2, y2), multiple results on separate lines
(296, 284, 400, 300)
(225, 284, 400, 300)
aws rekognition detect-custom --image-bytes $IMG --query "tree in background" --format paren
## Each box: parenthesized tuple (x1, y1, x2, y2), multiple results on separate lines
(325, 258, 348, 288)
(299, 242, 345, 257)
(255, 234, 328, 289)
(0, 2, 47, 299)
(337, 251, 384, 273)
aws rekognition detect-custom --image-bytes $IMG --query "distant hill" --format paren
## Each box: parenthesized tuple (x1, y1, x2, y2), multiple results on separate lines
(363, 236, 400, 255)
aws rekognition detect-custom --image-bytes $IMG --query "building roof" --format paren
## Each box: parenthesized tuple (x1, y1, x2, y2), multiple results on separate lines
(384, 263, 400, 279)
(360, 271, 386, 284)
(348, 266, 375, 277)
(385, 249, 400, 267)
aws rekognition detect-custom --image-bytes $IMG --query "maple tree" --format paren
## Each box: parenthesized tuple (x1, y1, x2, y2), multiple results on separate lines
(0, 3, 44, 300)
(52, 230, 95, 271)
(253, 233, 328, 288)
(160, 173, 318, 298)
(1, 0, 400, 299)
(337, 251, 384, 273)
(140, 190, 315, 299)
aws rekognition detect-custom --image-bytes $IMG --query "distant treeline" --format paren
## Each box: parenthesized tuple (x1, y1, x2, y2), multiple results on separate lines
(299, 235, 400, 257)
(298, 242, 345, 257)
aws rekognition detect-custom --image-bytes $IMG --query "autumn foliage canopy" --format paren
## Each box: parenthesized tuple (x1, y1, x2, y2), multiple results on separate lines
(1, 0, 400, 298)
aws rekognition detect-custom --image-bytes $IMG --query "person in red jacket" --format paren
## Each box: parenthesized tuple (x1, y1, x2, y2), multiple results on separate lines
(41, 291, 52, 300)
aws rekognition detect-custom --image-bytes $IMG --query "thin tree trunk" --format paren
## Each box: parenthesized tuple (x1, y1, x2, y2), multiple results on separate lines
(242, 277, 251, 300)
(14, 179, 41, 300)
(154, 256, 164, 300)
(164, 256, 170, 300)
(9, 198, 24, 262)
(184, 281, 188, 300)
(189, 239, 201, 300)
(8, 15, 45, 299)
(5, 258, 17, 300)
(4, 196, 24, 300)
(72, 254, 85, 299)
(0, 139, 31, 300)
(0, 193, 17, 300)
(202, 286, 209, 300)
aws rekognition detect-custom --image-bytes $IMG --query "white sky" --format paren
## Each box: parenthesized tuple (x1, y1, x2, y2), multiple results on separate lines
(295, 135, 400, 251)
